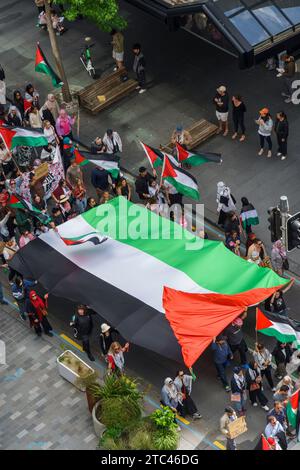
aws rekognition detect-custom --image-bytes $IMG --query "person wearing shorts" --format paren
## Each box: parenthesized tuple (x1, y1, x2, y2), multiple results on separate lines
(111, 29, 124, 71)
(214, 85, 229, 136)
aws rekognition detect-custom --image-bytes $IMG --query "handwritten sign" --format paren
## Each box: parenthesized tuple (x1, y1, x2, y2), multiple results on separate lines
(228, 416, 247, 439)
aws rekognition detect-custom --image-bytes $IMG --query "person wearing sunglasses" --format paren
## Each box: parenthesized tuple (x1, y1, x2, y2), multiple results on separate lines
(174, 371, 202, 420)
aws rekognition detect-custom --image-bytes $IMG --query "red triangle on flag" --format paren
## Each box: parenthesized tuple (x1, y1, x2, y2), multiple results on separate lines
(162, 155, 178, 178)
(74, 149, 87, 166)
(261, 434, 271, 450)
(176, 142, 189, 162)
(256, 308, 273, 331)
(0, 126, 15, 149)
(35, 44, 45, 67)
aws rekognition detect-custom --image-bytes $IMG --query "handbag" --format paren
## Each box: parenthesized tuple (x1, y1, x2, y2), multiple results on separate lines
(249, 383, 260, 391)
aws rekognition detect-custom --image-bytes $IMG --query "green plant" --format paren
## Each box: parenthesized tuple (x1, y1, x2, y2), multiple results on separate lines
(99, 396, 141, 429)
(152, 428, 179, 451)
(129, 428, 153, 450)
(75, 371, 99, 391)
(56, 0, 127, 32)
(150, 407, 178, 431)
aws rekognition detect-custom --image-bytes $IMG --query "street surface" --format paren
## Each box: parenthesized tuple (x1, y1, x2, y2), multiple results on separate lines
(0, 0, 300, 451)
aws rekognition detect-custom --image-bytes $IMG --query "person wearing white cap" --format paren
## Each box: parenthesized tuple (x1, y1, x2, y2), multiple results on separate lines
(213, 85, 229, 136)
(99, 322, 120, 357)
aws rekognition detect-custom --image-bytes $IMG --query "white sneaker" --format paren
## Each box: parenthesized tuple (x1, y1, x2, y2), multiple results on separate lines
(267, 151, 272, 158)
(113, 66, 118, 72)
(139, 88, 146, 94)
(272, 387, 276, 392)
(281, 156, 287, 160)
(176, 426, 181, 432)
(277, 152, 282, 156)
(258, 149, 264, 156)
(276, 73, 283, 78)
(135, 85, 141, 90)
(262, 405, 270, 411)
(252, 402, 258, 407)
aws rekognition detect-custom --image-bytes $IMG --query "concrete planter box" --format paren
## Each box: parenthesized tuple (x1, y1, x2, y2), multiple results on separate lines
(57, 350, 95, 390)
(92, 401, 106, 437)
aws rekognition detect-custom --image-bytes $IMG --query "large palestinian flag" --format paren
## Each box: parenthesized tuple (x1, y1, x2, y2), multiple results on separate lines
(286, 389, 300, 440)
(35, 43, 63, 88)
(0, 125, 48, 149)
(74, 149, 120, 179)
(10, 197, 287, 365)
(176, 143, 222, 166)
(256, 307, 300, 348)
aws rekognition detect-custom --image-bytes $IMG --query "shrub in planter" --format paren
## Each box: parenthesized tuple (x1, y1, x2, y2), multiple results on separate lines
(150, 407, 179, 451)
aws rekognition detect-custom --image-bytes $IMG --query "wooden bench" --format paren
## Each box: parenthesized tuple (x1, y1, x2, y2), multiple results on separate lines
(77, 69, 138, 115)
(160, 119, 218, 153)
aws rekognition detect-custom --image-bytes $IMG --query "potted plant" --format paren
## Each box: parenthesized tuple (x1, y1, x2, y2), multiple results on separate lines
(75, 371, 100, 412)
(149, 407, 180, 450)
(57, 350, 95, 390)
(91, 374, 143, 438)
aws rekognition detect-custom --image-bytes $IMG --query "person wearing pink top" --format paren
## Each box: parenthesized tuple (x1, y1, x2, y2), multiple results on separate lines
(19, 230, 35, 248)
(55, 109, 76, 140)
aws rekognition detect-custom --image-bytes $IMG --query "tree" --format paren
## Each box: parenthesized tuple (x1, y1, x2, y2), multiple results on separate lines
(57, 0, 127, 32)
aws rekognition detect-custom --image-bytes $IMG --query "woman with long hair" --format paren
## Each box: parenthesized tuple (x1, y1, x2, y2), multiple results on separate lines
(275, 111, 289, 161)
(107, 341, 129, 375)
(256, 108, 273, 158)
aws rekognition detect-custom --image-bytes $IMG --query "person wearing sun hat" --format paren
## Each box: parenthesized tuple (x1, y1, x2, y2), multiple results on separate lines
(99, 322, 121, 357)
(255, 107, 273, 157)
(213, 85, 229, 136)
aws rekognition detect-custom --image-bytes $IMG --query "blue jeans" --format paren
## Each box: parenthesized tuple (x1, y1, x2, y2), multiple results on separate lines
(0, 282, 4, 302)
(75, 198, 87, 214)
(215, 361, 229, 387)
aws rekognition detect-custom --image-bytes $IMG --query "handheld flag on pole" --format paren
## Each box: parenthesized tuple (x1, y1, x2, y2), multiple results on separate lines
(35, 43, 63, 88)
(8, 194, 51, 225)
(256, 306, 300, 349)
(176, 142, 222, 166)
(286, 388, 300, 441)
(161, 153, 200, 200)
(74, 149, 120, 179)
(0, 125, 48, 149)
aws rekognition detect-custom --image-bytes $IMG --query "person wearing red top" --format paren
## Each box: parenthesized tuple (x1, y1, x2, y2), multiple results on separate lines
(25, 290, 53, 337)
(107, 341, 129, 375)
(72, 177, 87, 213)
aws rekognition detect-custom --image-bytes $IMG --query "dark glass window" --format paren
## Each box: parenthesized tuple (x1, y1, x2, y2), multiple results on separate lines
(276, 0, 300, 25)
(252, 2, 291, 35)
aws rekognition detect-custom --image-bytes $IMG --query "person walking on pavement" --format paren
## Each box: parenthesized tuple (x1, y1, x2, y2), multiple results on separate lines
(211, 335, 233, 392)
(132, 43, 146, 94)
(0, 280, 8, 305)
(256, 108, 273, 158)
(110, 29, 124, 71)
(275, 112, 289, 160)
(161, 377, 184, 417)
(70, 305, 95, 361)
(223, 312, 248, 365)
(103, 129, 122, 155)
(220, 407, 238, 450)
(99, 323, 120, 358)
(107, 341, 129, 375)
(231, 94, 246, 141)
(25, 290, 53, 337)
(272, 341, 293, 379)
(11, 277, 26, 320)
(230, 366, 247, 416)
(214, 85, 229, 136)
(245, 360, 269, 411)
(174, 370, 202, 420)
(253, 342, 276, 391)
(280, 55, 296, 103)
(216, 181, 236, 227)
(271, 240, 288, 276)
(240, 197, 259, 235)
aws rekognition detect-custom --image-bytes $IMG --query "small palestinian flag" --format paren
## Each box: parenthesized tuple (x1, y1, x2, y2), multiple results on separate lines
(240, 204, 259, 230)
(74, 149, 120, 179)
(59, 232, 108, 246)
(0, 125, 48, 149)
(140, 142, 164, 169)
(23, 99, 32, 113)
(35, 43, 63, 88)
(161, 154, 199, 200)
(176, 142, 222, 166)
(256, 307, 300, 348)
(8, 194, 51, 225)
(286, 389, 300, 440)
(261, 434, 271, 450)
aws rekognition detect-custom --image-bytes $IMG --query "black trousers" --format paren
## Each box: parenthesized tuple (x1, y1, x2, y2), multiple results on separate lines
(41, 316, 53, 334)
(233, 115, 245, 134)
(277, 136, 288, 156)
(182, 395, 198, 417)
(230, 339, 248, 365)
(249, 386, 268, 406)
(137, 70, 146, 89)
(259, 134, 272, 150)
(261, 366, 274, 388)
(82, 335, 92, 355)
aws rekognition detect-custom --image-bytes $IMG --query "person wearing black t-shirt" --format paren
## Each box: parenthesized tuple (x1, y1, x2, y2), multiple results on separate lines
(265, 279, 294, 316)
(232, 95, 246, 142)
(213, 85, 229, 136)
(135, 166, 153, 201)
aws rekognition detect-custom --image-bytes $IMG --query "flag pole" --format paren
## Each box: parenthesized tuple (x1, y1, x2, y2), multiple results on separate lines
(159, 153, 166, 189)
(0, 131, 20, 174)
(255, 307, 258, 346)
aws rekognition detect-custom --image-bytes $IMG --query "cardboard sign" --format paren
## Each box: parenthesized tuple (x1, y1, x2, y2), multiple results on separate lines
(32, 163, 49, 183)
(228, 416, 247, 439)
